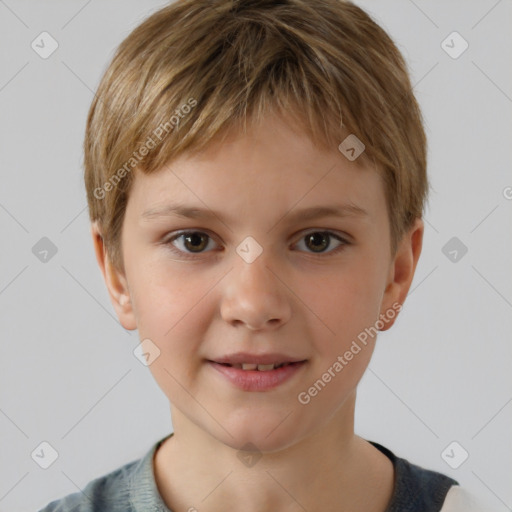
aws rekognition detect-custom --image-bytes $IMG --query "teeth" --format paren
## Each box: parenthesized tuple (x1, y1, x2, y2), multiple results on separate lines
(230, 363, 285, 370)
(241, 363, 258, 370)
(220, 362, 294, 370)
(257, 364, 275, 371)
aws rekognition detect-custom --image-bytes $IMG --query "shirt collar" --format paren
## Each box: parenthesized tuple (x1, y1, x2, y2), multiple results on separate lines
(129, 433, 174, 512)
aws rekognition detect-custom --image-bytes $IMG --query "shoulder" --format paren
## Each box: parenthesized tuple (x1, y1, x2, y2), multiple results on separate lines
(367, 440, 497, 512)
(37, 458, 140, 512)
(368, 440, 458, 511)
(38, 434, 174, 512)
(440, 485, 497, 512)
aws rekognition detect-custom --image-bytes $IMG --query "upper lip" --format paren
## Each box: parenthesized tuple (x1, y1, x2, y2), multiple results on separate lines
(209, 352, 307, 365)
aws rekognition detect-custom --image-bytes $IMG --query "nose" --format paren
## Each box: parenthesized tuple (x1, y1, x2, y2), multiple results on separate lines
(220, 251, 292, 331)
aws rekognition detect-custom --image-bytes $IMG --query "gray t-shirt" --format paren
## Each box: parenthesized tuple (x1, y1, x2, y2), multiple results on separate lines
(38, 434, 462, 512)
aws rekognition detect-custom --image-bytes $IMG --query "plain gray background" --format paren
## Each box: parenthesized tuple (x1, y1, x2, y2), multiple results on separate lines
(0, 1, 511, 511)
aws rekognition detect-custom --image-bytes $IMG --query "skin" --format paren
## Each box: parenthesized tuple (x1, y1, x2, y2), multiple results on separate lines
(92, 111, 423, 512)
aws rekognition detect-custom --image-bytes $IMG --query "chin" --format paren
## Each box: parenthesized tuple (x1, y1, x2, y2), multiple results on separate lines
(213, 420, 306, 455)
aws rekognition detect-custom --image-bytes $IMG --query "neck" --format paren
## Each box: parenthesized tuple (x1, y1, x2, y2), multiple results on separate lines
(153, 393, 394, 512)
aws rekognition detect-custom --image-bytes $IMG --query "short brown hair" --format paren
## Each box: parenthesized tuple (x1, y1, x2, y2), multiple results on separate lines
(84, 0, 428, 273)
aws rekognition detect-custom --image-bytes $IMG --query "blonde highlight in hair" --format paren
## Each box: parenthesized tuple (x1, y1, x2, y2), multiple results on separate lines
(84, 0, 429, 272)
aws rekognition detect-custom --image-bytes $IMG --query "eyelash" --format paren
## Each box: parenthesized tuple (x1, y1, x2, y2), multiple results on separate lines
(162, 229, 351, 260)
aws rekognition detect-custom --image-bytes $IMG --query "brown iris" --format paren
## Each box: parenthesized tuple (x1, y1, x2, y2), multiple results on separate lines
(183, 232, 209, 252)
(305, 232, 330, 252)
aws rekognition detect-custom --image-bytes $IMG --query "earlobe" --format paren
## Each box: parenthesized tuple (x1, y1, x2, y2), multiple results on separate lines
(379, 218, 424, 331)
(90, 221, 137, 331)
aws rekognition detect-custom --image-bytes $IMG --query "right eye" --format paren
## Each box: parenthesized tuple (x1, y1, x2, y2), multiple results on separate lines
(163, 231, 220, 259)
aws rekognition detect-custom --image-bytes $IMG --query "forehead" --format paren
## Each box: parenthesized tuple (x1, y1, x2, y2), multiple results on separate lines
(126, 113, 386, 226)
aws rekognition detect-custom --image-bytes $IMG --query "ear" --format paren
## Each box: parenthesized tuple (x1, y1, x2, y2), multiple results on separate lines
(379, 218, 424, 331)
(90, 221, 137, 331)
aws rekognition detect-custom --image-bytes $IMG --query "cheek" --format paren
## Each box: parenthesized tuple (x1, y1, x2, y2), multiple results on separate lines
(129, 257, 205, 328)
(297, 261, 384, 345)
(127, 263, 216, 371)
(136, 273, 214, 397)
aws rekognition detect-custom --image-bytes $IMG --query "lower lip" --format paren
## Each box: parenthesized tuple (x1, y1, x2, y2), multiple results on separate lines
(207, 361, 307, 391)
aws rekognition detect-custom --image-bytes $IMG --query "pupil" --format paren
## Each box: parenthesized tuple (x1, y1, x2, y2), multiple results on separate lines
(307, 232, 328, 252)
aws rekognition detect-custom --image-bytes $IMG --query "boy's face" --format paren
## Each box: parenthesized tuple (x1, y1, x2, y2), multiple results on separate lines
(94, 111, 423, 452)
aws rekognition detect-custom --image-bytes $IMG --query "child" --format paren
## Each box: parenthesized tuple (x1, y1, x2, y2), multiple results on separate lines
(40, 0, 488, 510)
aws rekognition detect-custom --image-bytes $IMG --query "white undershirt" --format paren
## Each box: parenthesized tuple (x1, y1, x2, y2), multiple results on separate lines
(440, 486, 496, 511)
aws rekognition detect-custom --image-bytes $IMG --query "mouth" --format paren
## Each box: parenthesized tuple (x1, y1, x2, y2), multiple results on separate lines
(209, 361, 304, 371)
(206, 359, 308, 391)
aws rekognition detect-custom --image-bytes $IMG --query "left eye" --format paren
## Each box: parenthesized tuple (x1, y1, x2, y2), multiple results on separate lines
(294, 231, 348, 254)
(164, 230, 349, 258)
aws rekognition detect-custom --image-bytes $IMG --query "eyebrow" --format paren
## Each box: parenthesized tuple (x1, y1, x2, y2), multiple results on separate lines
(141, 203, 369, 224)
